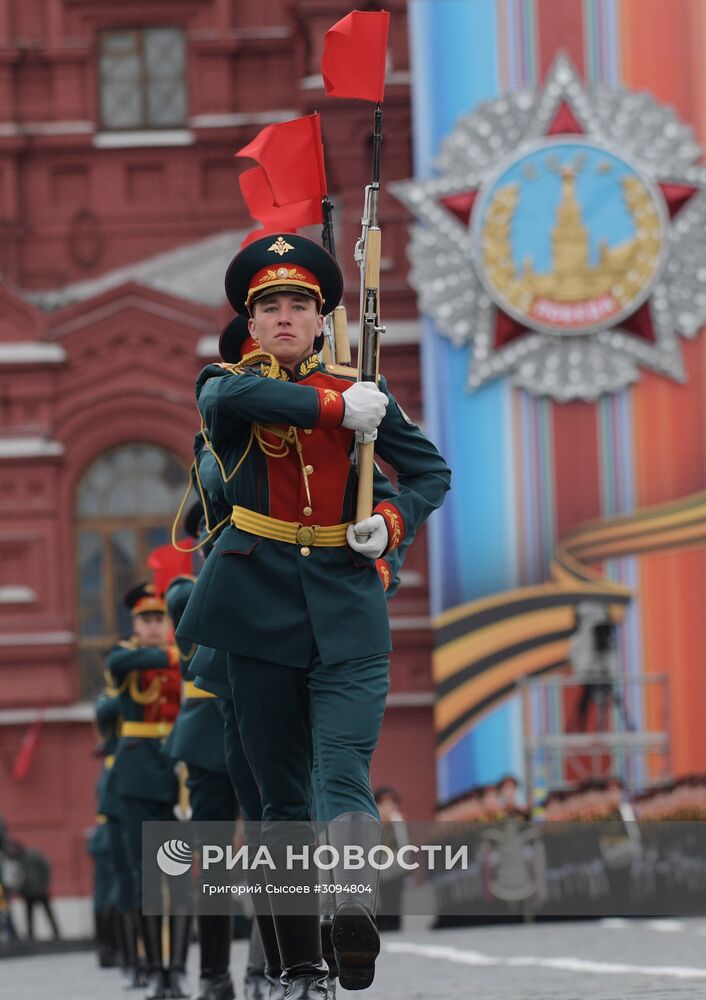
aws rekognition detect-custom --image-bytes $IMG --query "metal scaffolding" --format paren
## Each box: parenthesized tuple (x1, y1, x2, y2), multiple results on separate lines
(519, 672, 672, 810)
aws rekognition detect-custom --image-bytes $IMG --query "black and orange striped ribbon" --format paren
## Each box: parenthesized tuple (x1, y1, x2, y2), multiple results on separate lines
(433, 489, 706, 755)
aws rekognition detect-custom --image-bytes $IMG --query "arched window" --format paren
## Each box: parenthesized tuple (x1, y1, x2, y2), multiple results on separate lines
(75, 443, 188, 697)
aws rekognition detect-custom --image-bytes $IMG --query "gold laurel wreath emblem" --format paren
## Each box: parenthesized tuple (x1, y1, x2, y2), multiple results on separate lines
(480, 174, 662, 317)
(298, 356, 319, 378)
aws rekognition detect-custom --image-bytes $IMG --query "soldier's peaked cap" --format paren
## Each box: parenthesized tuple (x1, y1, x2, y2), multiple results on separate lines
(218, 314, 256, 363)
(123, 582, 166, 616)
(225, 233, 343, 317)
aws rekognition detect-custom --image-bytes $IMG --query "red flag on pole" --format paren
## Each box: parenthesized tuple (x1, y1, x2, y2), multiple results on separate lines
(321, 10, 390, 103)
(11, 715, 44, 782)
(239, 166, 322, 247)
(148, 543, 194, 596)
(236, 114, 327, 207)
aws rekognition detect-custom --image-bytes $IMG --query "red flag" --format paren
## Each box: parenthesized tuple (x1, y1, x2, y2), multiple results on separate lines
(148, 543, 194, 596)
(321, 10, 390, 103)
(239, 166, 322, 247)
(236, 114, 327, 208)
(11, 715, 44, 782)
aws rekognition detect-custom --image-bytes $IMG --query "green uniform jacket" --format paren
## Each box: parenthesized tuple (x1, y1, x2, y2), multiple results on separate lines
(162, 576, 228, 775)
(186, 442, 408, 696)
(94, 692, 121, 817)
(189, 645, 231, 698)
(177, 359, 451, 666)
(106, 643, 179, 804)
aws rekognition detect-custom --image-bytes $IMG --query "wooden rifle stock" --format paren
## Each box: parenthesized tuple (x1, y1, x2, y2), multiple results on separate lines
(333, 305, 351, 365)
(355, 224, 382, 522)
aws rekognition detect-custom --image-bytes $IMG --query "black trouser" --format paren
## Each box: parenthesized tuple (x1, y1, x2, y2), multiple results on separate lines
(24, 895, 60, 940)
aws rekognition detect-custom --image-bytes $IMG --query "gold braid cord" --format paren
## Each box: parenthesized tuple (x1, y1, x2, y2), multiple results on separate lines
(172, 351, 314, 547)
(433, 488, 706, 755)
(171, 354, 279, 552)
(128, 671, 162, 705)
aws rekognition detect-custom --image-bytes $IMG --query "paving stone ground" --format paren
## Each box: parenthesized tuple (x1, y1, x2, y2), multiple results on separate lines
(3, 919, 706, 1000)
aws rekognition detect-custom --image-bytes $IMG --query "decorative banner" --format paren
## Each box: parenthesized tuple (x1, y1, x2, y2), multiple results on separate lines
(433, 487, 706, 756)
(393, 55, 706, 402)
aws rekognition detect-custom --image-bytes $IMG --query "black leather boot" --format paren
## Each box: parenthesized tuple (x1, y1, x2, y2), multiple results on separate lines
(271, 913, 328, 1000)
(142, 913, 167, 999)
(123, 911, 147, 989)
(244, 919, 268, 1000)
(96, 906, 117, 967)
(268, 840, 326, 1000)
(167, 913, 192, 998)
(265, 972, 285, 1000)
(319, 914, 337, 1000)
(279, 970, 328, 1000)
(328, 813, 381, 991)
(319, 913, 337, 980)
(253, 909, 282, 985)
(194, 914, 235, 1000)
(243, 972, 268, 1000)
(115, 907, 129, 974)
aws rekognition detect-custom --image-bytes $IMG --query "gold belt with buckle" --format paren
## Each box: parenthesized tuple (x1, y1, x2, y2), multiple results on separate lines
(231, 506, 349, 547)
(121, 721, 173, 738)
(182, 680, 216, 700)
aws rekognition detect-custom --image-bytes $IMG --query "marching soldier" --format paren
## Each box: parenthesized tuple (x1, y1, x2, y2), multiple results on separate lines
(97, 681, 145, 987)
(106, 584, 188, 1000)
(89, 688, 123, 969)
(188, 315, 409, 999)
(163, 565, 262, 1000)
(177, 234, 451, 999)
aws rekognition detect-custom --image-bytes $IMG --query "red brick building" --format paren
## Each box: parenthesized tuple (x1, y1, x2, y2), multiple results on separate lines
(0, 0, 434, 902)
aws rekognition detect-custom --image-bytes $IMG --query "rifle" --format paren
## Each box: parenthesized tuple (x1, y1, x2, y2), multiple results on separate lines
(321, 195, 352, 366)
(354, 103, 385, 520)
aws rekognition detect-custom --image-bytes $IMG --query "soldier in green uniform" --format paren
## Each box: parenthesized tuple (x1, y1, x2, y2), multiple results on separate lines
(164, 564, 264, 1000)
(106, 584, 188, 1000)
(177, 234, 451, 999)
(89, 689, 123, 969)
(187, 316, 409, 1000)
(98, 680, 146, 987)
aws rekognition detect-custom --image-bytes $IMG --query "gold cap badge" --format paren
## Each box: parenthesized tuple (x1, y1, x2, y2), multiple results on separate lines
(268, 236, 295, 256)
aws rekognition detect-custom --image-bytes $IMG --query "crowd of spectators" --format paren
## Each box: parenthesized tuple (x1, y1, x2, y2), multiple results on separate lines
(434, 775, 528, 823)
(434, 774, 706, 824)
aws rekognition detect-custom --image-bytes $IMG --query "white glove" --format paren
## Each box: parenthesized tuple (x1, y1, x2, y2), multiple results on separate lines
(341, 382, 388, 435)
(346, 514, 388, 559)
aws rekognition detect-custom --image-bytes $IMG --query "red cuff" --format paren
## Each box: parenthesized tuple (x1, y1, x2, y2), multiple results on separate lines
(375, 501, 406, 552)
(375, 558, 393, 592)
(314, 387, 345, 428)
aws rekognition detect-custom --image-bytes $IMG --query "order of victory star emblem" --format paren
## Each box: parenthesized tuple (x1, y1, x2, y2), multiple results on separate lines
(392, 55, 706, 401)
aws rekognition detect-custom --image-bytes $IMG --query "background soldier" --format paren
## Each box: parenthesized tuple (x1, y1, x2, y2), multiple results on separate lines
(106, 584, 187, 1000)
(89, 688, 123, 969)
(164, 564, 257, 1000)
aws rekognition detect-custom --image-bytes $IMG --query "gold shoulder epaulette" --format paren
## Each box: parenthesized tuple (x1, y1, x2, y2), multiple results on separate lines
(215, 362, 244, 374)
(325, 364, 358, 377)
(118, 638, 138, 650)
